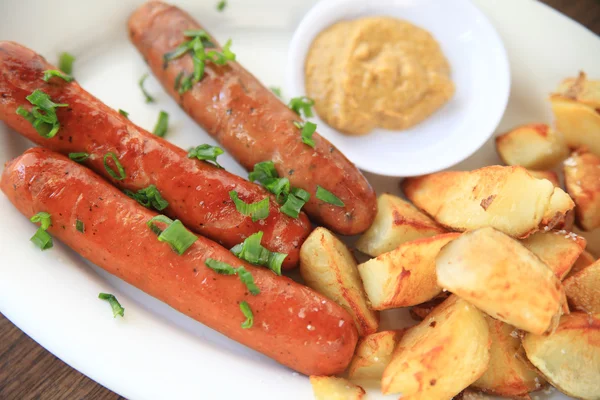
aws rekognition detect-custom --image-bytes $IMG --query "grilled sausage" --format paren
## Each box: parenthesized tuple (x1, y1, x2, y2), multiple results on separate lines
(0, 41, 310, 269)
(127, 1, 377, 235)
(1, 147, 358, 375)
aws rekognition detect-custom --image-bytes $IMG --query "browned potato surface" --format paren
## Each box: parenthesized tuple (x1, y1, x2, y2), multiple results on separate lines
(564, 149, 600, 231)
(436, 227, 566, 334)
(563, 259, 600, 313)
(309, 376, 365, 400)
(528, 170, 561, 187)
(348, 330, 405, 381)
(521, 230, 586, 280)
(355, 194, 445, 257)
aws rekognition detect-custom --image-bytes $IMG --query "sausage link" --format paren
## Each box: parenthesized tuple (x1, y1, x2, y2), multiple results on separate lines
(0, 41, 310, 269)
(1, 147, 358, 375)
(127, 1, 377, 235)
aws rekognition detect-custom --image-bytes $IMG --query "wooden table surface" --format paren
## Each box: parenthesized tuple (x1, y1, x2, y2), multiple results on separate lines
(1, 1, 599, 399)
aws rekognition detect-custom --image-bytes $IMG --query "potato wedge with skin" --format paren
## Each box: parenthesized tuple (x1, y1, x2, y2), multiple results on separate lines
(472, 316, 544, 396)
(403, 165, 574, 238)
(358, 233, 460, 309)
(309, 376, 365, 400)
(348, 329, 405, 381)
(564, 149, 600, 231)
(355, 194, 446, 257)
(528, 170, 560, 188)
(496, 123, 569, 169)
(436, 227, 566, 334)
(299, 227, 378, 336)
(551, 72, 600, 156)
(563, 259, 600, 313)
(569, 250, 595, 277)
(381, 295, 491, 397)
(521, 230, 586, 280)
(541, 186, 576, 230)
(523, 312, 600, 400)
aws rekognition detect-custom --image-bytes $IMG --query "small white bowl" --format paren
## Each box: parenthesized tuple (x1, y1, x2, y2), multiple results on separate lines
(286, 0, 510, 177)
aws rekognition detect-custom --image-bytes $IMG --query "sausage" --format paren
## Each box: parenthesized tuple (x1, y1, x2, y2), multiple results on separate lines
(0, 41, 310, 269)
(127, 1, 377, 235)
(1, 147, 358, 375)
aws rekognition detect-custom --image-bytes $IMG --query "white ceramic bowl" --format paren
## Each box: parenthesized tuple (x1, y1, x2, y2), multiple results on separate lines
(286, 0, 510, 177)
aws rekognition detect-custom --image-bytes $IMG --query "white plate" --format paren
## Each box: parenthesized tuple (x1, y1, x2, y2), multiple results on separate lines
(0, 0, 599, 399)
(286, 0, 510, 177)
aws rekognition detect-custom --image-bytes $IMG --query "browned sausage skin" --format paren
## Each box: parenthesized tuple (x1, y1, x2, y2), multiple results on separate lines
(127, 1, 377, 235)
(1, 148, 358, 375)
(0, 41, 310, 269)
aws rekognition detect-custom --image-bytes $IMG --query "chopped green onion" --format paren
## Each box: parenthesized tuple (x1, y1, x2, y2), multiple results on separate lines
(270, 87, 282, 97)
(164, 42, 192, 63)
(118, 109, 129, 118)
(237, 266, 260, 295)
(205, 258, 237, 275)
(147, 215, 197, 255)
(300, 121, 317, 148)
(139, 73, 155, 103)
(178, 74, 194, 94)
(183, 30, 212, 41)
(68, 152, 89, 163)
(125, 185, 169, 211)
(288, 96, 315, 118)
(188, 144, 224, 168)
(248, 161, 278, 183)
(205, 259, 261, 295)
(42, 69, 73, 83)
(98, 293, 125, 318)
(153, 110, 169, 138)
(30, 211, 51, 230)
(216, 0, 227, 11)
(103, 152, 126, 181)
(230, 232, 286, 275)
(146, 214, 174, 235)
(30, 227, 53, 250)
(206, 39, 236, 65)
(174, 71, 184, 91)
(229, 191, 269, 222)
(16, 89, 68, 139)
(316, 185, 344, 207)
(76, 219, 85, 233)
(239, 300, 253, 329)
(280, 188, 310, 218)
(58, 52, 75, 74)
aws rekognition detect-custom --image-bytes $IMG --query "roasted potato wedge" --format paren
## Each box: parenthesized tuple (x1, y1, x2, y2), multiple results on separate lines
(348, 329, 405, 381)
(523, 312, 600, 400)
(436, 227, 566, 334)
(551, 72, 600, 156)
(521, 230, 586, 280)
(564, 149, 600, 231)
(496, 123, 569, 169)
(569, 250, 595, 277)
(472, 316, 543, 396)
(528, 170, 560, 187)
(299, 227, 378, 336)
(403, 165, 574, 238)
(309, 376, 365, 400)
(358, 233, 460, 309)
(381, 295, 491, 397)
(563, 259, 600, 313)
(355, 194, 446, 257)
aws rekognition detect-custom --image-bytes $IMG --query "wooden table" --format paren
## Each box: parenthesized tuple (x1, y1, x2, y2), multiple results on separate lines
(1, 1, 599, 399)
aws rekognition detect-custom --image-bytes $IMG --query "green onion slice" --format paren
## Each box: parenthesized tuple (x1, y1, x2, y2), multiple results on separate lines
(230, 232, 286, 275)
(239, 300, 253, 329)
(248, 161, 278, 183)
(300, 121, 317, 148)
(236, 266, 260, 295)
(76, 219, 85, 233)
(205, 258, 237, 275)
(216, 0, 227, 11)
(98, 293, 125, 318)
(280, 188, 310, 218)
(30, 227, 53, 250)
(288, 96, 315, 118)
(125, 185, 169, 211)
(103, 152, 126, 181)
(270, 87, 282, 97)
(205, 258, 261, 295)
(58, 52, 75, 74)
(139, 73, 155, 103)
(30, 211, 51, 230)
(147, 215, 197, 255)
(68, 152, 89, 163)
(118, 109, 129, 118)
(188, 144, 224, 168)
(229, 191, 269, 222)
(316, 185, 344, 207)
(16, 89, 68, 139)
(42, 69, 74, 83)
(153, 110, 169, 138)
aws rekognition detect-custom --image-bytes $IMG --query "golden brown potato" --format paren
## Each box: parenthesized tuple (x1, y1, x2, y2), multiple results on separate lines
(496, 123, 569, 169)
(569, 250, 595, 277)
(563, 259, 600, 313)
(355, 194, 446, 257)
(523, 312, 600, 400)
(299, 227, 378, 336)
(358, 233, 460, 309)
(472, 316, 543, 396)
(309, 376, 365, 400)
(436, 227, 566, 335)
(348, 329, 405, 381)
(403, 165, 574, 238)
(520, 230, 586, 280)
(528, 170, 560, 187)
(564, 149, 600, 231)
(381, 296, 491, 397)
(551, 72, 600, 156)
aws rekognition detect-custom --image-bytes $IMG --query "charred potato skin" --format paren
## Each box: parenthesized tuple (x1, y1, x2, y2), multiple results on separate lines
(436, 227, 566, 335)
(523, 312, 600, 400)
(381, 296, 491, 398)
(347, 329, 405, 381)
(564, 149, 600, 231)
(299, 227, 379, 336)
(355, 194, 446, 257)
(309, 376, 366, 400)
(563, 259, 600, 313)
(521, 230, 586, 280)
